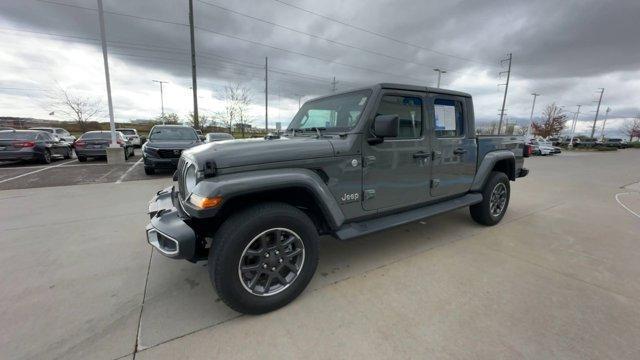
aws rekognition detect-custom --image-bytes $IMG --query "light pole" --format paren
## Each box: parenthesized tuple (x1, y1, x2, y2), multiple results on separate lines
(497, 53, 512, 135)
(96, 0, 117, 149)
(152, 80, 167, 124)
(568, 105, 581, 149)
(433, 68, 447, 88)
(599, 107, 611, 141)
(590, 88, 605, 139)
(527, 93, 539, 138)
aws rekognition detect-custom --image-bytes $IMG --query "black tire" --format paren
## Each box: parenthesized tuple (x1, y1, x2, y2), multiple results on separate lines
(77, 155, 87, 162)
(470, 171, 510, 226)
(41, 150, 52, 164)
(63, 147, 72, 159)
(124, 147, 129, 161)
(144, 166, 155, 175)
(209, 202, 319, 314)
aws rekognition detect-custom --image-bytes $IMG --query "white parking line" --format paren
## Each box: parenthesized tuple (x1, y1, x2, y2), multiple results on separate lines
(0, 159, 78, 184)
(615, 192, 640, 219)
(115, 157, 143, 184)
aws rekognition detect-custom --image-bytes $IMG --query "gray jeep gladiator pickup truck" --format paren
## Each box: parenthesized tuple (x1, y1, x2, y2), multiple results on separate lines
(146, 83, 528, 314)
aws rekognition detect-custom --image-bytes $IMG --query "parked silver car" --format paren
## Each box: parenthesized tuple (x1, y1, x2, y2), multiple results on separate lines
(29, 127, 76, 144)
(205, 132, 235, 142)
(116, 128, 142, 147)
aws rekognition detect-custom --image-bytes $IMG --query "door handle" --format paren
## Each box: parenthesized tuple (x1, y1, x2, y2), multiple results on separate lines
(412, 151, 430, 159)
(453, 148, 467, 155)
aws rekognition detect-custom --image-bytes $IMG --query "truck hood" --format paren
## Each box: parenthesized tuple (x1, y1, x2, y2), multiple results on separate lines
(185, 136, 335, 169)
(146, 139, 202, 149)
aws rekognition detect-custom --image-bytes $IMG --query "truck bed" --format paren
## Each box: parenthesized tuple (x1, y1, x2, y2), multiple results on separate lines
(477, 135, 526, 173)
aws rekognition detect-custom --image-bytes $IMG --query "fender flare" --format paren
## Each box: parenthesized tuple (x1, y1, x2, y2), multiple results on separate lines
(470, 150, 515, 191)
(191, 168, 345, 229)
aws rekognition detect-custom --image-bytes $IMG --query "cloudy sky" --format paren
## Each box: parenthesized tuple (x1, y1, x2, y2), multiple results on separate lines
(1, 0, 639, 135)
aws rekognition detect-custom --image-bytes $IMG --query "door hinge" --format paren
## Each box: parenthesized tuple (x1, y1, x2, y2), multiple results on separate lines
(364, 189, 376, 200)
(431, 179, 440, 188)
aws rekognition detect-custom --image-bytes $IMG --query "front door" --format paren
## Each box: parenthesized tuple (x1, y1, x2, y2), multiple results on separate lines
(428, 95, 477, 197)
(362, 91, 431, 211)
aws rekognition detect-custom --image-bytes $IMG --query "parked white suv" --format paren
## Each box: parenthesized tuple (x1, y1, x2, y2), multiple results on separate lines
(29, 127, 76, 144)
(116, 128, 141, 147)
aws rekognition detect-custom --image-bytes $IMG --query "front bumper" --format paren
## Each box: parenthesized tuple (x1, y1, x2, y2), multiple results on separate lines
(144, 155, 181, 169)
(146, 186, 197, 259)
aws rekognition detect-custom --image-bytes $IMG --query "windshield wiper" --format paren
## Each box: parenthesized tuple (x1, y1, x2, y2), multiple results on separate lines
(302, 127, 326, 138)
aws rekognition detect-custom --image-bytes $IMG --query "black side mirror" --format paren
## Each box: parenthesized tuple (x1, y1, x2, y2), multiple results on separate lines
(371, 115, 399, 142)
(199, 135, 205, 141)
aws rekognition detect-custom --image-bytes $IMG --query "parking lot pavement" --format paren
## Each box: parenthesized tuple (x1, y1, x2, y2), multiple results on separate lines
(1, 150, 640, 359)
(0, 149, 173, 190)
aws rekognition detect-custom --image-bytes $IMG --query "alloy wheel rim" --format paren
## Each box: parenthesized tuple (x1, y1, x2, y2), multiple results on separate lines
(238, 228, 305, 297)
(489, 183, 507, 217)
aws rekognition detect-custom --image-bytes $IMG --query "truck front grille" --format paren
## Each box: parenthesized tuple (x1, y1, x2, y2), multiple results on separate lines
(158, 149, 182, 158)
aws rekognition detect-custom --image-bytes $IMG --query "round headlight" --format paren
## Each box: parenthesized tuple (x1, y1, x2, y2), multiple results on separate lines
(184, 164, 197, 195)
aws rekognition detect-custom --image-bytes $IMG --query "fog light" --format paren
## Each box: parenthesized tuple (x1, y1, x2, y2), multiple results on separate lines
(189, 194, 223, 209)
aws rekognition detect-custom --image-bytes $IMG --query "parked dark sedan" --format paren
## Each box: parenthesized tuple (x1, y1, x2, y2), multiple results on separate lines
(0, 130, 72, 163)
(142, 125, 202, 174)
(74, 131, 133, 162)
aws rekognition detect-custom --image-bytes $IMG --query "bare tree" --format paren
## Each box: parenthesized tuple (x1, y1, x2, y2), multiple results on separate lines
(154, 112, 180, 124)
(214, 83, 252, 136)
(187, 112, 209, 130)
(50, 87, 103, 132)
(233, 85, 252, 138)
(622, 116, 640, 142)
(531, 103, 567, 138)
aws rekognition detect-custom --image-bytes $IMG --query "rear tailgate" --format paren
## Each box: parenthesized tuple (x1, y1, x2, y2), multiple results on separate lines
(84, 139, 111, 149)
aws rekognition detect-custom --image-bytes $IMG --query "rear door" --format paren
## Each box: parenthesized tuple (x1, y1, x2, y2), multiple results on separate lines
(41, 132, 64, 156)
(428, 94, 477, 197)
(362, 90, 431, 211)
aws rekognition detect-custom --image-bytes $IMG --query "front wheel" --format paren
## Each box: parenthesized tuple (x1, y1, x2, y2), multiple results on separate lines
(470, 171, 510, 226)
(209, 202, 319, 314)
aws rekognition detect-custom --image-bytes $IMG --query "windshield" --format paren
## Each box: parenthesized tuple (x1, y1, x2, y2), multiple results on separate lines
(149, 127, 198, 141)
(118, 129, 136, 135)
(0, 131, 38, 140)
(287, 90, 371, 132)
(80, 132, 111, 140)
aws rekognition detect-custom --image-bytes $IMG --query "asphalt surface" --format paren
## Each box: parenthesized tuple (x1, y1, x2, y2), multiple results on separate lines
(0, 149, 172, 190)
(1, 150, 639, 359)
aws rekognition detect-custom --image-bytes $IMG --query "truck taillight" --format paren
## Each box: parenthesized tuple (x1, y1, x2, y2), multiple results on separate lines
(523, 144, 532, 157)
(13, 141, 35, 148)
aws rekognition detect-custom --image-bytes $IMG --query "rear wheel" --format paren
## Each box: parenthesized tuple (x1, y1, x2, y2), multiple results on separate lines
(144, 166, 155, 175)
(124, 147, 129, 160)
(470, 171, 510, 226)
(77, 155, 87, 162)
(209, 202, 319, 314)
(63, 147, 72, 159)
(41, 150, 52, 164)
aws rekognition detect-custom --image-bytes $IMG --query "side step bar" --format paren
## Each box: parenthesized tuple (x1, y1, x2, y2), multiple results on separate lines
(335, 193, 483, 241)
